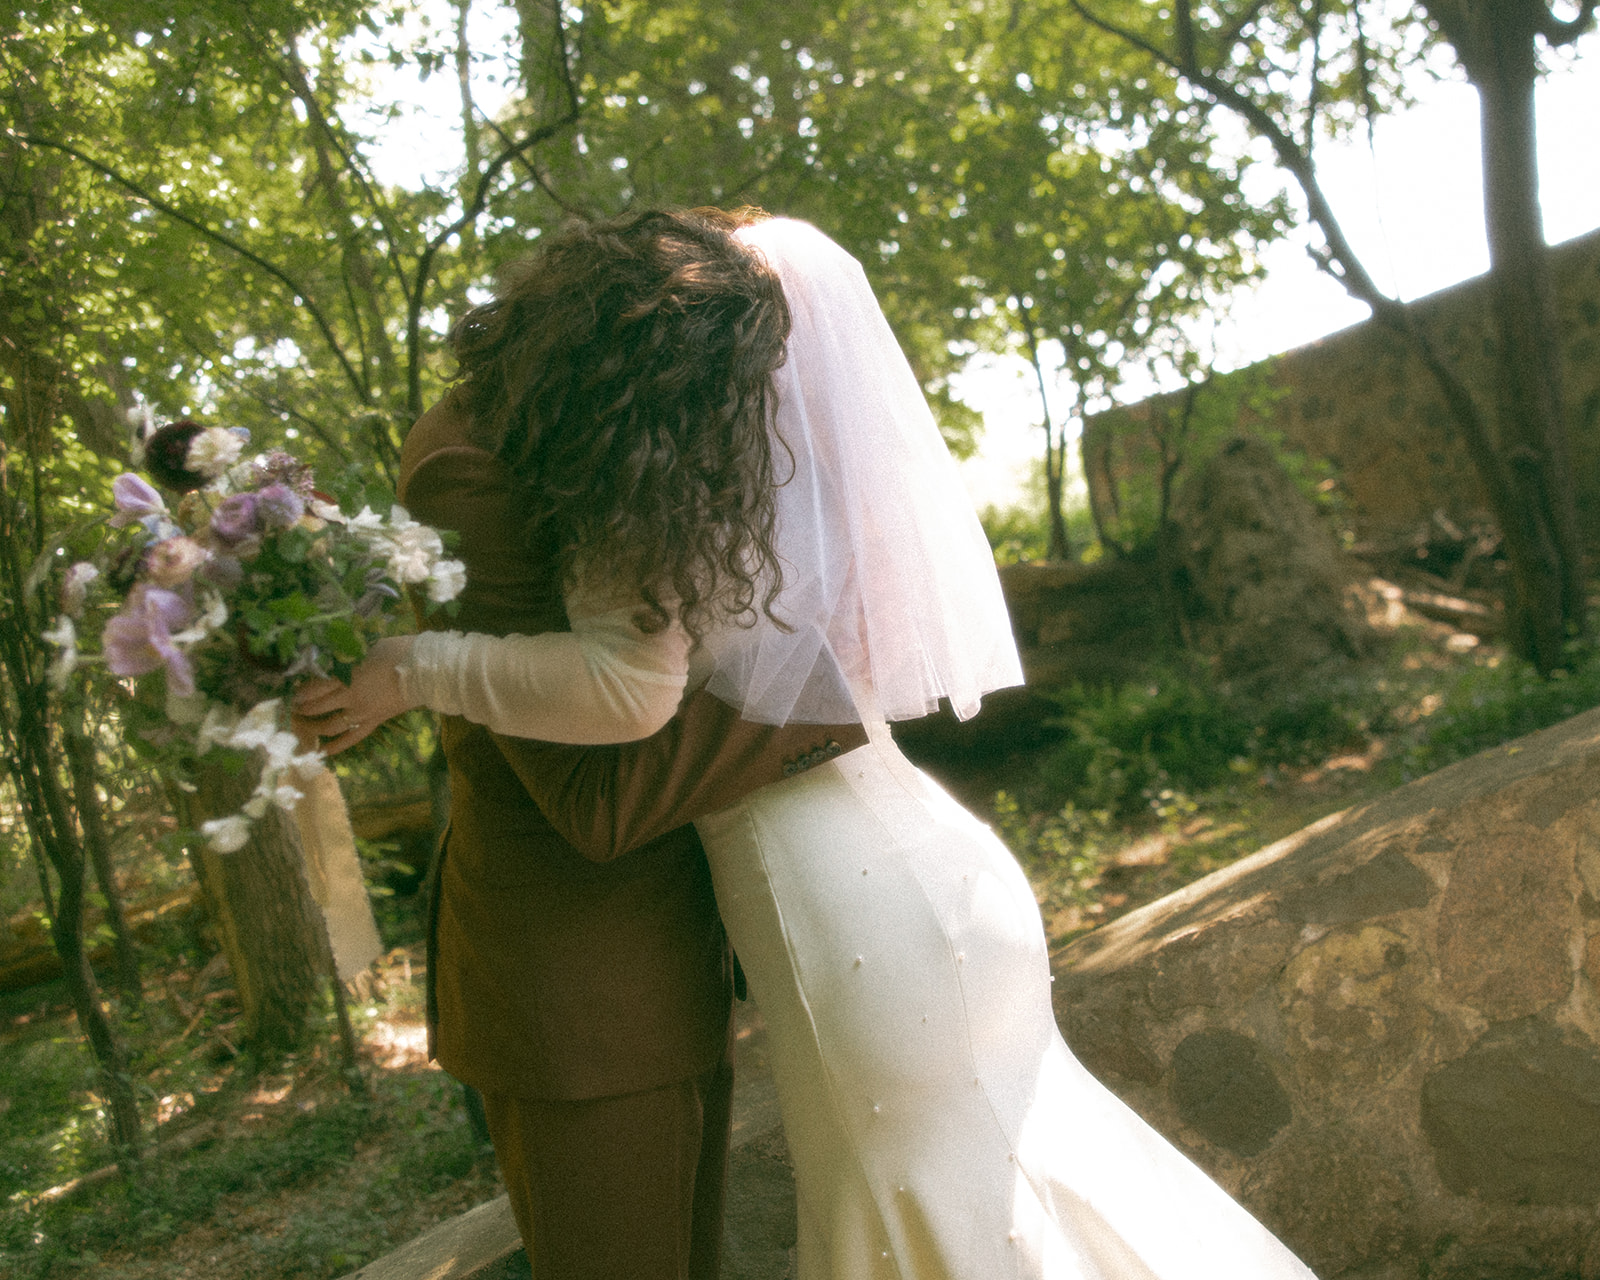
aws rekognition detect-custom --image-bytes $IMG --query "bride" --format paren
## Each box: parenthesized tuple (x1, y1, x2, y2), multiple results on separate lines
(299, 209, 1316, 1279)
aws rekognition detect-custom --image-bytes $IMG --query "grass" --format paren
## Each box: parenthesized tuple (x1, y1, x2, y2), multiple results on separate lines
(0, 945, 501, 1280)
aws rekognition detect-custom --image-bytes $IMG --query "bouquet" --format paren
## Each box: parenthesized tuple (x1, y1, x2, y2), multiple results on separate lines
(43, 419, 465, 852)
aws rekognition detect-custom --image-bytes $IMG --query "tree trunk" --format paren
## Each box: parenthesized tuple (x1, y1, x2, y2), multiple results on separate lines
(64, 725, 141, 1002)
(1472, 7, 1588, 668)
(1021, 308, 1072, 560)
(188, 765, 330, 1057)
(43, 835, 143, 1167)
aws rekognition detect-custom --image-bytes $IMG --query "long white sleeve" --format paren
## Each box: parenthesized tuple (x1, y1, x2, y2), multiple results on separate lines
(396, 586, 691, 745)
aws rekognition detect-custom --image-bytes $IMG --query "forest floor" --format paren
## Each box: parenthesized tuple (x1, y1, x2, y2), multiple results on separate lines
(3, 596, 1598, 1278)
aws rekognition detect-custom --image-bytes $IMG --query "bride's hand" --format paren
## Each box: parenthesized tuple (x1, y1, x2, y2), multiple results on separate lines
(292, 634, 419, 755)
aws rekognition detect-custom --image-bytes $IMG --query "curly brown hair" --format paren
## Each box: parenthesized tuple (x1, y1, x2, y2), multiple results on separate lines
(450, 207, 789, 639)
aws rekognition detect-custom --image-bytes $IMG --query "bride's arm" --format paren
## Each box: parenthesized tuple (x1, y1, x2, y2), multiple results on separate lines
(401, 594, 689, 745)
(292, 586, 690, 750)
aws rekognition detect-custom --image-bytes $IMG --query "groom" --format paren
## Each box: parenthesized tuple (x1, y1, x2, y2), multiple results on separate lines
(398, 393, 864, 1280)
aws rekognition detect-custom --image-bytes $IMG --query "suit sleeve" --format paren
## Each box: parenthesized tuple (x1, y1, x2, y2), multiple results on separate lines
(492, 691, 868, 862)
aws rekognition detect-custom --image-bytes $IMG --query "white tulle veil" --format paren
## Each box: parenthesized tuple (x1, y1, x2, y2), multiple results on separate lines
(699, 217, 1023, 726)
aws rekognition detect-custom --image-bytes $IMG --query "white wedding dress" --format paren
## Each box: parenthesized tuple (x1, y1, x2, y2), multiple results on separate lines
(696, 731, 1314, 1280)
(403, 623, 1317, 1280)
(397, 216, 1317, 1278)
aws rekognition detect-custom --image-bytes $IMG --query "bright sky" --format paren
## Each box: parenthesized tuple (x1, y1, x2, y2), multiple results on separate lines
(957, 32, 1600, 511)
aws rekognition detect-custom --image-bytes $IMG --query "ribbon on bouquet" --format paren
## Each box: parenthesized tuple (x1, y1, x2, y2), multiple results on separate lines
(294, 769, 383, 982)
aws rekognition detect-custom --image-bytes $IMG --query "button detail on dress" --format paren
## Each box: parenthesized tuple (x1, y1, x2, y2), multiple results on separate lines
(853, 955, 864, 968)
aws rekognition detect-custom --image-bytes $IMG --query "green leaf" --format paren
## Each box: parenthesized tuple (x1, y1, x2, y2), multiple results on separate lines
(323, 616, 366, 662)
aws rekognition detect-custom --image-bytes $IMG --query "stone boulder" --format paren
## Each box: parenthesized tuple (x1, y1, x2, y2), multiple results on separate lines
(1052, 705, 1600, 1280)
(1172, 436, 1371, 678)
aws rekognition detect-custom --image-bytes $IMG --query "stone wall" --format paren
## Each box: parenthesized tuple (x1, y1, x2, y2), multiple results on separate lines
(1052, 705, 1600, 1279)
(1084, 227, 1600, 557)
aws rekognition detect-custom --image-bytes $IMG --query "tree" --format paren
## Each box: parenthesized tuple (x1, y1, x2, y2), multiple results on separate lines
(515, 0, 1281, 537)
(0, 0, 582, 1106)
(1069, 0, 1595, 669)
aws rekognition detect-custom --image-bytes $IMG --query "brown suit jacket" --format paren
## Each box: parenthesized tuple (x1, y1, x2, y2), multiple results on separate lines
(399, 397, 865, 1101)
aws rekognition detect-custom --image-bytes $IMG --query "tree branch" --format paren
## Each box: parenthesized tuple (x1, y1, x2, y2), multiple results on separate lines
(1070, 0, 1526, 566)
(1537, 0, 1598, 44)
(10, 133, 370, 403)
(1305, 0, 1327, 151)
(404, 5, 582, 416)
(275, 44, 412, 300)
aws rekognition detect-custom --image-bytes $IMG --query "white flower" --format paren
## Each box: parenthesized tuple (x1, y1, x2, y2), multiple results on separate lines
(42, 616, 76, 650)
(386, 504, 418, 532)
(262, 730, 302, 771)
(201, 815, 252, 853)
(226, 699, 283, 752)
(61, 562, 99, 617)
(290, 750, 326, 779)
(168, 592, 227, 648)
(308, 497, 344, 522)
(269, 781, 304, 811)
(186, 427, 246, 480)
(47, 648, 79, 691)
(42, 617, 78, 690)
(196, 704, 241, 753)
(386, 523, 445, 585)
(347, 505, 385, 534)
(427, 558, 467, 604)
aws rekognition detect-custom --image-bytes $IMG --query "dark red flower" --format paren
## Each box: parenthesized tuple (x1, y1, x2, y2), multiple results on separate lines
(143, 420, 207, 492)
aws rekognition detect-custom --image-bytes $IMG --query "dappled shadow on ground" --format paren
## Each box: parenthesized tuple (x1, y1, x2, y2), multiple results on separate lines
(2, 947, 503, 1280)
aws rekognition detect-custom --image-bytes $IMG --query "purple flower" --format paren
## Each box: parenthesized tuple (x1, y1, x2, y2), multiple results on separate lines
(102, 585, 196, 697)
(255, 483, 305, 529)
(209, 493, 261, 544)
(110, 474, 167, 527)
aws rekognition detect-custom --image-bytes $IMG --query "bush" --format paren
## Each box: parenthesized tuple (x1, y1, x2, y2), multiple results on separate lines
(1403, 638, 1600, 776)
(1031, 660, 1377, 817)
(1034, 670, 1252, 816)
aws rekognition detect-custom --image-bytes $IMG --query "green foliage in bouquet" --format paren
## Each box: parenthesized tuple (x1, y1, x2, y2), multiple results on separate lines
(41, 420, 465, 852)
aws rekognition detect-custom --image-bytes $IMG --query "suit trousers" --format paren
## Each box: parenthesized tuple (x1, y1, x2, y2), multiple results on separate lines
(482, 1048, 735, 1280)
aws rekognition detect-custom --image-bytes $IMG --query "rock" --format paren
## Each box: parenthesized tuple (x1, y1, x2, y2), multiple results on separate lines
(1052, 705, 1600, 1279)
(1172, 436, 1371, 678)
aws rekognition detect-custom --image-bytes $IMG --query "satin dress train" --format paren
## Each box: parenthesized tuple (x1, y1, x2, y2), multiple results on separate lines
(695, 737, 1317, 1280)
